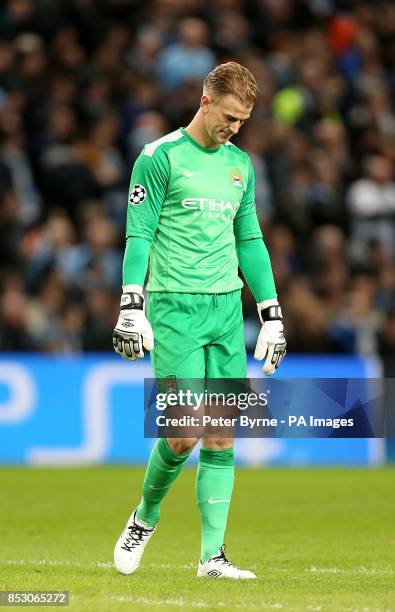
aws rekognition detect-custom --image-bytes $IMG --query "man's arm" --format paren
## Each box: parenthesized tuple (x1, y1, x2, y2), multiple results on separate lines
(113, 147, 169, 361)
(122, 236, 151, 287)
(234, 156, 286, 375)
(235, 235, 276, 303)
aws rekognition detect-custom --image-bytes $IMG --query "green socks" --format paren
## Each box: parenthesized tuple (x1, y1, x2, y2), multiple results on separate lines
(196, 447, 235, 563)
(136, 438, 190, 528)
(136, 440, 235, 560)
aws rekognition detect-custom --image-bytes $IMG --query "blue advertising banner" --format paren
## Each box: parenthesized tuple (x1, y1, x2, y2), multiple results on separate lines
(0, 354, 385, 466)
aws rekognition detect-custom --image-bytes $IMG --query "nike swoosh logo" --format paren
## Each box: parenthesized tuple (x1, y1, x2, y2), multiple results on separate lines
(207, 498, 230, 504)
(184, 171, 198, 178)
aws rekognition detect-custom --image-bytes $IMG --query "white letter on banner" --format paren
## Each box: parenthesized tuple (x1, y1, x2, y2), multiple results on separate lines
(0, 362, 36, 424)
(28, 361, 151, 465)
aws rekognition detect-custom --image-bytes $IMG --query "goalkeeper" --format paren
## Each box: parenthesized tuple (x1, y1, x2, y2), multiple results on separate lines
(113, 62, 286, 579)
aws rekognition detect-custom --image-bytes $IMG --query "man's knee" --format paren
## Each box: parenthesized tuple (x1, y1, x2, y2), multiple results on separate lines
(202, 437, 234, 450)
(167, 437, 198, 455)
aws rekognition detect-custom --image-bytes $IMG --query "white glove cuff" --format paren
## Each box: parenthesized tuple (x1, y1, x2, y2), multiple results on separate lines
(120, 288, 145, 312)
(257, 298, 279, 309)
(257, 298, 282, 325)
(123, 284, 144, 295)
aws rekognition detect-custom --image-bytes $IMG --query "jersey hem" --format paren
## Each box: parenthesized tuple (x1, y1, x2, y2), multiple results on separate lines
(146, 287, 243, 295)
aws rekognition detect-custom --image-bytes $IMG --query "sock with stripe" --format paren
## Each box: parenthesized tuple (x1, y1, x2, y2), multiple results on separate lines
(136, 437, 190, 528)
(196, 447, 235, 563)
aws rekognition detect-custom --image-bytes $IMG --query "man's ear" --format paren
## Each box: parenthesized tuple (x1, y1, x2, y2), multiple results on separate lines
(200, 95, 211, 114)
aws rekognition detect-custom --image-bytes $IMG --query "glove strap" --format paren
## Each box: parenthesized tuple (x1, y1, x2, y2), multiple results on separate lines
(259, 305, 283, 322)
(120, 292, 144, 311)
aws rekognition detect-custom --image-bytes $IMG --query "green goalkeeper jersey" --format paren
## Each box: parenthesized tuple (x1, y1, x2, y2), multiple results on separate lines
(126, 127, 262, 293)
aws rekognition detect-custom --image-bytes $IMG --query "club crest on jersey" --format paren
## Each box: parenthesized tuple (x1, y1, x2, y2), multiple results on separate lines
(230, 168, 243, 188)
(129, 184, 147, 206)
(164, 375, 178, 394)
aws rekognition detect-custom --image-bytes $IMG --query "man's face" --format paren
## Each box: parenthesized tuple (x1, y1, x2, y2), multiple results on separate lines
(201, 93, 253, 146)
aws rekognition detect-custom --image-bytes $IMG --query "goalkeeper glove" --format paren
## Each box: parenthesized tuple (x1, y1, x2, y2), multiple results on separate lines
(113, 285, 154, 361)
(254, 298, 286, 375)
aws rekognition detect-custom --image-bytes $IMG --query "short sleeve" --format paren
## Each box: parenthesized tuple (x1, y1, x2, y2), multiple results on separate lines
(126, 147, 169, 241)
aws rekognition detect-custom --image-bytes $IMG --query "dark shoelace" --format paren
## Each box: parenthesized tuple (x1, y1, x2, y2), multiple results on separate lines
(212, 545, 233, 567)
(121, 522, 152, 552)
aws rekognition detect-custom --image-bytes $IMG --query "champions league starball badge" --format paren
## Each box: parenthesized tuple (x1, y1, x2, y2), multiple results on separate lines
(129, 184, 147, 205)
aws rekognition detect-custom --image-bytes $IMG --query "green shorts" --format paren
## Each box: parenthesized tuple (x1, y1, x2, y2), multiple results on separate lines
(147, 290, 247, 380)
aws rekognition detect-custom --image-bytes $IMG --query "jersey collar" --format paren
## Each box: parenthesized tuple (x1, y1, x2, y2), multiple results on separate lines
(180, 127, 222, 154)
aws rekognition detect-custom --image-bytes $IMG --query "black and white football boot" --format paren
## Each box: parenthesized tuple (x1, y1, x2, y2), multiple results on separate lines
(114, 509, 156, 575)
(197, 545, 256, 579)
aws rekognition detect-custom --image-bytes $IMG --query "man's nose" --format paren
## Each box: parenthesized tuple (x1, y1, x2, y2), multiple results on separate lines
(230, 121, 241, 134)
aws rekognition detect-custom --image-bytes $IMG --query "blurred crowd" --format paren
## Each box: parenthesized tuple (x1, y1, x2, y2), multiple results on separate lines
(0, 0, 394, 370)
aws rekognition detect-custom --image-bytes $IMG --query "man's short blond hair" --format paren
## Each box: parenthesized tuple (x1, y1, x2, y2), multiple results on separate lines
(204, 62, 258, 107)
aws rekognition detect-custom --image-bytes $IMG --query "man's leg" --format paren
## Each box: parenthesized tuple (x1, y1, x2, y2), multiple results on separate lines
(114, 436, 197, 574)
(196, 438, 235, 563)
(137, 436, 197, 528)
(114, 290, 207, 574)
(195, 291, 255, 578)
(199, 290, 246, 562)
(140, 289, 206, 529)
(196, 436, 256, 579)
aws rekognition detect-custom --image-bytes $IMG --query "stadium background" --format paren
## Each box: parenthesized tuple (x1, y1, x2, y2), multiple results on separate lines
(0, 0, 394, 466)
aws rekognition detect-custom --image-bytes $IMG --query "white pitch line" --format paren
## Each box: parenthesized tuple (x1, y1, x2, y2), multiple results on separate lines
(110, 600, 393, 612)
(0, 559, 195, 570)
(2, 559, 85, 567)
(309, 566, 394, 575)
(111, 597, 285, 609)
(112, 597, 209, 608)
(1, 560, 394, 577)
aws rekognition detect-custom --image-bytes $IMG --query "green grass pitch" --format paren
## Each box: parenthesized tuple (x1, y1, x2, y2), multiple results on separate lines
(0, 466, 394, 611)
